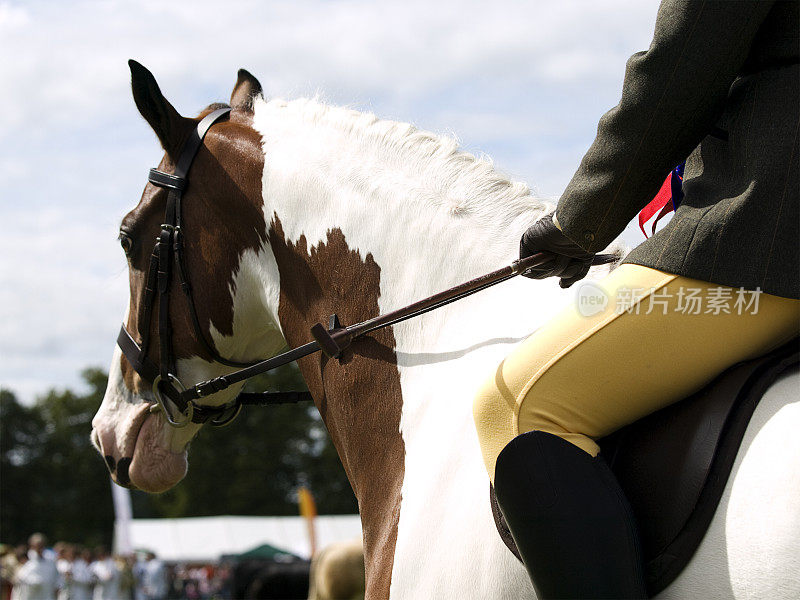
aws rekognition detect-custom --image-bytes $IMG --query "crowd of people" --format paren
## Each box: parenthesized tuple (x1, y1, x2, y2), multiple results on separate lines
(0, 534, 231, 600)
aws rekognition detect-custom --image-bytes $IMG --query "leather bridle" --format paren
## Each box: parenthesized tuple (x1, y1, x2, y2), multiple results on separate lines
(117, 107, 308, 428)
(118, 106, 617, 429)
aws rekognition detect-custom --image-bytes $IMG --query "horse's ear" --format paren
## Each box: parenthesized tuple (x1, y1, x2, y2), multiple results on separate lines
(128, 60, 193, 157)
(230, 69, 263, 113)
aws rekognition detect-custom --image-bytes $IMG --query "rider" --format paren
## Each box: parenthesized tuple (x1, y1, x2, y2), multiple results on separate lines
(473, 1, 799, 598)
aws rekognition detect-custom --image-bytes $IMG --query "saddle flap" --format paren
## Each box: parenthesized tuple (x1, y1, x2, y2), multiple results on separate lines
(601, 337, 798, 594)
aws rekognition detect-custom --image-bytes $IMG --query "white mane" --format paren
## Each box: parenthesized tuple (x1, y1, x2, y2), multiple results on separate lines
(255, 96, 551, 231)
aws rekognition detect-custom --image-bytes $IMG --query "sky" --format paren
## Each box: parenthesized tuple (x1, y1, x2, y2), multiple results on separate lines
(0, 0, 661, 402)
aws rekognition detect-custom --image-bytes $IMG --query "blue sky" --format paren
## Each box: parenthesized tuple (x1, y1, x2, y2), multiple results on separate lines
(0, 0, 661, 401)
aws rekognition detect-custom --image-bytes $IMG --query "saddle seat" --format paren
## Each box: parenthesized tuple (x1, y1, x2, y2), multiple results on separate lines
(490, 336, 799, 596)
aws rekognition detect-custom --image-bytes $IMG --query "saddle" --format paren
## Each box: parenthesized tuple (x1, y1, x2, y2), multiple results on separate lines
(490, 336, 799, 596)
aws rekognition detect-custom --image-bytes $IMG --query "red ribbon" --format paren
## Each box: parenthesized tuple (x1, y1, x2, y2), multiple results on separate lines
(639, 164, 684, 238)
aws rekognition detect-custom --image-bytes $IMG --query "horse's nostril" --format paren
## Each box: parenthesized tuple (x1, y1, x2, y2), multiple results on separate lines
(105, 455, 117, 472)
(116, 457, 132, 487)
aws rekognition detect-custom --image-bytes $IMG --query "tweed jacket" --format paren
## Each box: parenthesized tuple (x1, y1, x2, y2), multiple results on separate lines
(555, 0, 799, 299)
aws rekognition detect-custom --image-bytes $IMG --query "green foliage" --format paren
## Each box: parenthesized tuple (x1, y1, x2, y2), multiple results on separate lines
(1, 369, 114, 546)
(0, 363, 356, 547)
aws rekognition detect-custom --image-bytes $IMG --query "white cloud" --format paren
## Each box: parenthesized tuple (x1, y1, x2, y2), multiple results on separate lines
(0, 0, 658, 139)
(0, 1, 29, 28)
(0, 0, 661, 401)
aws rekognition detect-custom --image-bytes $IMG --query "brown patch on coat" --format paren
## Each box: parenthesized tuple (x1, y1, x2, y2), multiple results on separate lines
(119, 107, 266, 388)
(269, 217, 405, 600)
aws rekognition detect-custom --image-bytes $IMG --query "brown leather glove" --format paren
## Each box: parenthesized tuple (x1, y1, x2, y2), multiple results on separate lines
(519, 212, 596, 288)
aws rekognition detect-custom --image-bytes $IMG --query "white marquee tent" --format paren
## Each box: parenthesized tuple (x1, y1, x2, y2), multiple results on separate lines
(116, 515, 362, 562)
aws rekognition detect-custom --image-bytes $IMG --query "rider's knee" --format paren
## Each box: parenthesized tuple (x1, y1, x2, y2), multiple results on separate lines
(519, 386, 601, 456)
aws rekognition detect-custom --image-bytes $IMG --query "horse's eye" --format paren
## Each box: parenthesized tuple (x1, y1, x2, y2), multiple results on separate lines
(119, 232, 133, 256)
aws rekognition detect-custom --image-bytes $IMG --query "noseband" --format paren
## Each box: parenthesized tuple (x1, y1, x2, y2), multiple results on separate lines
(118, 106, 618, 429)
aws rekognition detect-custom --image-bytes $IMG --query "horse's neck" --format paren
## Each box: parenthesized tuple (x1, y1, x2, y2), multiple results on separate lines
(253, 95, 565, 430)
(252, 98, 569, 594)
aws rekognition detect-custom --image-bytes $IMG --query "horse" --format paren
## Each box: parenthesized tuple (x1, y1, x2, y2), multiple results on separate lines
(91, 63, 800, 599)
(308, 539, 365, 600)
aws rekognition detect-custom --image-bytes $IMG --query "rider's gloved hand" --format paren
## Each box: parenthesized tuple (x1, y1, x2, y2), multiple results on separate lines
(519, 212, 596, 288)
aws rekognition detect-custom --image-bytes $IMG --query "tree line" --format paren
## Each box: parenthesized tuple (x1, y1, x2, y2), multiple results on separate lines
(0, 364, 357, 547)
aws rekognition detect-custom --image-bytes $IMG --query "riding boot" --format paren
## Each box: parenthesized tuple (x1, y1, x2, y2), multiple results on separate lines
(494, 430, 647, 599)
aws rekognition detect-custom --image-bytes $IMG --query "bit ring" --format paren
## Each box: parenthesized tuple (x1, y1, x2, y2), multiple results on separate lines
(151, 374, 193, 428)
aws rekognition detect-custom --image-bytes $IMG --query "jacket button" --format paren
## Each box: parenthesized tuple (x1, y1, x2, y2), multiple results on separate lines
(584, 231, 595, 242)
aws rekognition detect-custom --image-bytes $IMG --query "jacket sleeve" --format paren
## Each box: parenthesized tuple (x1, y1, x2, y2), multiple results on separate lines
(555, 0, 775, 252)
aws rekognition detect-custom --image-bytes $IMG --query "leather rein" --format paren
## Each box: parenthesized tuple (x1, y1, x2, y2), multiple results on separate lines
(118, 107, 616, 429)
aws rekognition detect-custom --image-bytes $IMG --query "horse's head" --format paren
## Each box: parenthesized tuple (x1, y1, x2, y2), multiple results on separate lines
(91, 62, 284, 492)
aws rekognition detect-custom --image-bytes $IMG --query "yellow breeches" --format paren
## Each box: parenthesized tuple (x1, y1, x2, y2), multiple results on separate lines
(473, 264, 800, 483)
